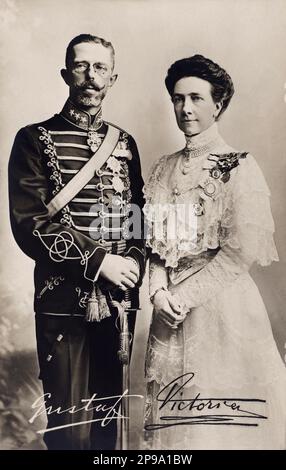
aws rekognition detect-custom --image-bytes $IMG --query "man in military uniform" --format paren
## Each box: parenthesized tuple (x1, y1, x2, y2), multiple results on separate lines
(8, 34, 145, 450)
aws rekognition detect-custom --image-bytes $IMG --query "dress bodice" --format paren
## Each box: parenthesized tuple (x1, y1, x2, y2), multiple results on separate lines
(144, 124, 278, 278)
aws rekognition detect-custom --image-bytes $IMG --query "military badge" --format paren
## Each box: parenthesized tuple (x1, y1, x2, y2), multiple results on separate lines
(87, 130, 102, 152)
(106, 156, 122, 174)
(112, 175, 125, 194)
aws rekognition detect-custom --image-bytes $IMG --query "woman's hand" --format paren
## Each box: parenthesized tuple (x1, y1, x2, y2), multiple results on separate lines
(153, 289, 187, 329)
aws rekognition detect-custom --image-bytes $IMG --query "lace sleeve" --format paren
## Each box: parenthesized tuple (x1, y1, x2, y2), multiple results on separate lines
(171, 154, 279, 308)
(149, 253, 168, 299)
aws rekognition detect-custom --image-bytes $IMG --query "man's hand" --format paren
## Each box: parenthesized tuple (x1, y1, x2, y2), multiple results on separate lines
(99, 254, 139, 290)
(153, 290, 187, 329)
(125, 256, 140, 282)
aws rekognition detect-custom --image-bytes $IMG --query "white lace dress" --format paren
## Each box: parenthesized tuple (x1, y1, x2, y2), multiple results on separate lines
(143, 123, 286, 450)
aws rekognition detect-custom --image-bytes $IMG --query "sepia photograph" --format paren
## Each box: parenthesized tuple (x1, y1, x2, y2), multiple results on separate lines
(0, 0, 285, 456)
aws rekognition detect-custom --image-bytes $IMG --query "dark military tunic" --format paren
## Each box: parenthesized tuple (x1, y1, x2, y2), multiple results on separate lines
(8, 100, 146, 450)
(9, 99, 145, 316)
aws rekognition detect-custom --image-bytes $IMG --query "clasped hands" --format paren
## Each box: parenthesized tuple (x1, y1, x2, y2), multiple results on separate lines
(153, 289, 187, 330)
(99, 253, 139, 290)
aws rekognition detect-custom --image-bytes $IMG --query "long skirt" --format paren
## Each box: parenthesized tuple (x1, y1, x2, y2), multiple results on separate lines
(143, 273, 286, 449)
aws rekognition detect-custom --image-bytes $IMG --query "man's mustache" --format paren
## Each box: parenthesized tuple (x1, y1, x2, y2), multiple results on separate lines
(76, 81, 103, 92)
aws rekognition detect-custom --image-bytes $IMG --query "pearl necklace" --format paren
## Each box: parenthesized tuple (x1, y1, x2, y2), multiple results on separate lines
(180, 135, 221, 175)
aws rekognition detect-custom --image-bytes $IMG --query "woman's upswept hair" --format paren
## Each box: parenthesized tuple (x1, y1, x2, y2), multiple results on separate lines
(165, 55, 234, 118)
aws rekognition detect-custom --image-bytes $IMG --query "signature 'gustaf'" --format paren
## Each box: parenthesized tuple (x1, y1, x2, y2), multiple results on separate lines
(145, 372, 268, 431)
(29, 391, 143, 434)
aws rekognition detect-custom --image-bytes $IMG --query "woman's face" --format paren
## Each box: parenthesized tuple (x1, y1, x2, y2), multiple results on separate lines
(172, 76, 222, 136)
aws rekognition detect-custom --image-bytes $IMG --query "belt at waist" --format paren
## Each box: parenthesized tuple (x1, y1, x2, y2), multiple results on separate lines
(168, 248, 220, 285)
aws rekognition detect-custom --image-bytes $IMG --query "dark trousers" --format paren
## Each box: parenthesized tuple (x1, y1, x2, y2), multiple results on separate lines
(35, 310, 136, 450)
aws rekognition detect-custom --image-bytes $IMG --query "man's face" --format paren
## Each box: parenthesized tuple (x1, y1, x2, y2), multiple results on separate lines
(172, 76, 222, 136)
(62, 42, 116, 112)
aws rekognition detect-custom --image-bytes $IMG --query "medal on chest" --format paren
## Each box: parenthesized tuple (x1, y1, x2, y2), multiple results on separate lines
(87, 130, 102, 153)
(106, 156, 122, 173)
(112, 175, 125, 194)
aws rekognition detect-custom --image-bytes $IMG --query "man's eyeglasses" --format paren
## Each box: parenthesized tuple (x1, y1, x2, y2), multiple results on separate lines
(73, 62, 109, 77)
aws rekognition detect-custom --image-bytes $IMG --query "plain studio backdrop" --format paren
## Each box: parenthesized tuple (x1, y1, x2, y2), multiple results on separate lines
(0, 0, 285, 449)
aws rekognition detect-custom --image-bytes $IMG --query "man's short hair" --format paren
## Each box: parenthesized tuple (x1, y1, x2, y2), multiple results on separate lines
(65, 34, 115, 69)
(165, 55, 234, 118)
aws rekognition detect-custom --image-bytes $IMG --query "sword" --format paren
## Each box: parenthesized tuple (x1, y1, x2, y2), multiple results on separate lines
(116, 289, 137, 450)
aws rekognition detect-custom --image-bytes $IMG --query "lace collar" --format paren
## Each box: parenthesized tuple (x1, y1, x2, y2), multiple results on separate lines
(184, 122, 223, 158)
(60, 99, 103, 131)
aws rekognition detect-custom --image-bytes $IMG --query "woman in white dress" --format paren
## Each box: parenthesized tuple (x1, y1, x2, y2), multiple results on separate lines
(143, 55, 286, 450)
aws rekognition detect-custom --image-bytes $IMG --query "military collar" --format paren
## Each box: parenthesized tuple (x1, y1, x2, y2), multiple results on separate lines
(60, 99, 103, 131)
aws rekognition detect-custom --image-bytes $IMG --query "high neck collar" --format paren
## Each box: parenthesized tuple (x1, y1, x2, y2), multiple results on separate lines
(184, 122, 223, 158)
(60, 99, 103, 131)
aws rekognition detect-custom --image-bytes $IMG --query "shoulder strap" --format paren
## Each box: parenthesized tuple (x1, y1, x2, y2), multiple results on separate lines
(47, 125, 120, 219)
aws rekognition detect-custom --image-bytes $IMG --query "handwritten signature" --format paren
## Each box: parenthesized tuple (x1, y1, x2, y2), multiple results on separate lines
(145, 372, 267, 431)
(29, 390, 143, 434)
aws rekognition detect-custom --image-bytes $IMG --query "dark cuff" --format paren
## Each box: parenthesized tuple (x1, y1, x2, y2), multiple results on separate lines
(84, 246, 107, 283)
(124, 246, 146, 286)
